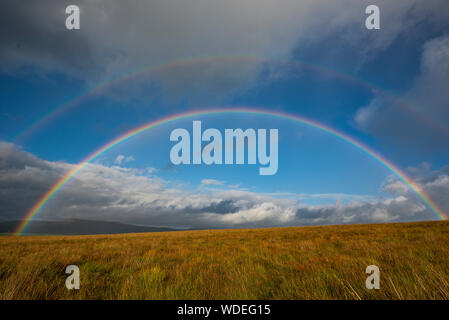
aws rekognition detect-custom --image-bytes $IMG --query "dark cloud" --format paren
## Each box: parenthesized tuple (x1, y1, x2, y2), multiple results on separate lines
(354, 34, 449, 153)
(2, 0, 449, 103)
(181, 200, 241, 215)
(0, 1, 99, 76)
(0, 143, 63, 220)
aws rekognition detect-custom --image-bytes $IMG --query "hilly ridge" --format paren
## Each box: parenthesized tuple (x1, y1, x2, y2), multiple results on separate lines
(0, 219, 180, 235)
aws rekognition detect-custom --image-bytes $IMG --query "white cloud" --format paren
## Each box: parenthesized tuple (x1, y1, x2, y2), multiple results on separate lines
(371, 208, 398, 221)
(114, 154, 135, 165)
(297, 193, 376, 202)
(201, 179, 224, 186)
(146, 167, 157, 174)
(383, 177, 409, 195)
(354, 99, 380, 128)
(0, 142, 447, 228)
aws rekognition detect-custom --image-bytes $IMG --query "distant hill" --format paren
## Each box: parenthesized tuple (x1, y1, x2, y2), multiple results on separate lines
(0, 219, 180, 235)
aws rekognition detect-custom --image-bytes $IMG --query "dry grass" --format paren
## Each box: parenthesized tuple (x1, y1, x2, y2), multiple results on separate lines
(0, 221, 448, 300)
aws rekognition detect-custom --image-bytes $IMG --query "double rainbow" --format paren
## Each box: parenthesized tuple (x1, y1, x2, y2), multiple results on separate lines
(14, 108, 448, 235)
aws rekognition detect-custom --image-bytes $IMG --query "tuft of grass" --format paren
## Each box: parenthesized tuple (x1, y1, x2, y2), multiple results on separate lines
(0, 221, 448, 299)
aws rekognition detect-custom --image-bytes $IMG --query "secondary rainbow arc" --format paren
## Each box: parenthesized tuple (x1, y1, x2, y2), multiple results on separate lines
(12, 56, 449, 144)
(14, 108, 448, 235)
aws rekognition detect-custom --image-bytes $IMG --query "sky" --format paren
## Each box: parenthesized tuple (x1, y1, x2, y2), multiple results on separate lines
(1, 0, 449, 230)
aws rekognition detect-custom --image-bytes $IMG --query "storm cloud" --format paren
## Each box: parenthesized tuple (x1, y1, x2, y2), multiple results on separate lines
(2, 0, 449, 103)
(354, 34, 449, 152)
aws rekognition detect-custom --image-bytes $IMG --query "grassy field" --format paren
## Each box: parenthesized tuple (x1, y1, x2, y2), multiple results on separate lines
(0, 221, 448, 300)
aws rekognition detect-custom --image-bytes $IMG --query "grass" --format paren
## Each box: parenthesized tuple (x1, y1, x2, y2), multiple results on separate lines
(0, 220, 448, 299)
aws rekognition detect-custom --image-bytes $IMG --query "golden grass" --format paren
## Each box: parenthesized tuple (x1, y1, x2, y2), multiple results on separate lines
(0, 221, 448, 300)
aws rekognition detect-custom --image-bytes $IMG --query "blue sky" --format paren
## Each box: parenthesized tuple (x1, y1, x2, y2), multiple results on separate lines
(1, 1, 449, 228)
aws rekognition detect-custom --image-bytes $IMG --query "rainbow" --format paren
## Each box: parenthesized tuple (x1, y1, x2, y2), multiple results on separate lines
(12, 56, 449, 144)
(14, 108, 448, 235)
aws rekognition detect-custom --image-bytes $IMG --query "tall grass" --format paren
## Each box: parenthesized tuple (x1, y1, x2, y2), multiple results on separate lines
(0, 221, 448, 299)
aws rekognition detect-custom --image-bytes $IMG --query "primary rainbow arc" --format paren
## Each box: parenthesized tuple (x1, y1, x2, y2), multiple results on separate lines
(15, 108, 448, 235)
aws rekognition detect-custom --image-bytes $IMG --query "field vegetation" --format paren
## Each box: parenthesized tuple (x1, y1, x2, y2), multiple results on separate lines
(0, 221, 448, 299)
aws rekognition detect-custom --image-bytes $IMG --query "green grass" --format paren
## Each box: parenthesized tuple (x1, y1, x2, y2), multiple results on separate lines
(0, 221, 448, 299)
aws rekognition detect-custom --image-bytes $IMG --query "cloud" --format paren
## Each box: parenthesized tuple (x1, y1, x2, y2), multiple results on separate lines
(2, 0, 449, 103)
(201, 179, 223, 186)
(382, 177, 409, 195)
(407, 162, 431, 174)
(1, 142, 448, 228)
(354, 34, 449, 153)
(354, 100, 380, 128)
(146, 167, 157, 174)
(297, 193, 376, 202)
(114, 154, 135, 165)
